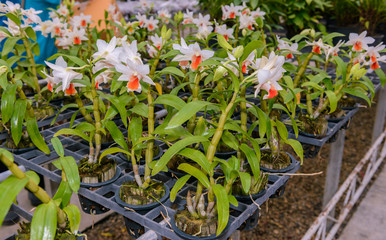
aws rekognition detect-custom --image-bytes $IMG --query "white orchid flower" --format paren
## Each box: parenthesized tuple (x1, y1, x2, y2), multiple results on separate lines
(346, 31, 375, 51)
(116, 60, 154, 93)
(172, 38, 214, 71)
(252, 52, 286, 99)
(215, 24, 234, 41)
(92, 37, 122, 65)
(44, 56, 84, 96)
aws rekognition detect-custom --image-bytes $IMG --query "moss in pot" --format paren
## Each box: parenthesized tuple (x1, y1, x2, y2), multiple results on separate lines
(78, 157, 117, 184)
(298, 112, 329, 137)
(261, 149, 291, 170)
(119, 179, 166, 205)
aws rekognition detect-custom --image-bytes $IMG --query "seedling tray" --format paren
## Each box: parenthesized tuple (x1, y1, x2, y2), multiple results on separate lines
(9, 123, 300, 239)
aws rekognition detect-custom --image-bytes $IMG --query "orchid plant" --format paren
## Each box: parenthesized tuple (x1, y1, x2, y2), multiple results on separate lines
(0, 138, 82, 240)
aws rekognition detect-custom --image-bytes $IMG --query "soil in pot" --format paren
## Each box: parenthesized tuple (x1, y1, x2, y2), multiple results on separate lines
(119, 179, 166, 205)
(338, 95, 358, 109)
(261, 150, 291, 170)
(15, 221, 82, 240)
(3, 134, 35, 150)
(78, 157, 116, 184)
(32, 104, 56, 121)
(174, 209, 218, 238)
(298, 113, 328, 137)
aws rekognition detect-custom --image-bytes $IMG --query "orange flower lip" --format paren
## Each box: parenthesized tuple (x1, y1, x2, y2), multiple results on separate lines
(127, 75, 140, 90)
(191, 55, 202, 70)
(65, 83, 77, 96)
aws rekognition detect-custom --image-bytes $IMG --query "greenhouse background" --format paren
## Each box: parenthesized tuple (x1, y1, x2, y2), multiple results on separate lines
(0, 0, 385, 239)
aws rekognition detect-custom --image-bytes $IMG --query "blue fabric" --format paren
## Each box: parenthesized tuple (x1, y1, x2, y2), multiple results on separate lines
(24, 0, 61, 64)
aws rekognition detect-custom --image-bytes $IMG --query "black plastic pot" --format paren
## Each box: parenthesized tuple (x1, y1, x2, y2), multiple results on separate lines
(260, 152, 297, 173)
(78, 166, 122, 215)
(234, 189, 266, 204)
(117, 143, 164, 165)
(237, 209, 259, 231)
(114, 177, 170, 213)
(1, 142, 37, 155)
(199, 144, 237, 160)
(170, 214, 229, 240)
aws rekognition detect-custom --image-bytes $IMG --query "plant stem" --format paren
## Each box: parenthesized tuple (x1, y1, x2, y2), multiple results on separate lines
(187, 71, 201, 133)
(293, 52, 314, 88)
(74, 93, 93, 123)
(21, 37, 42, 104)
(260, 28, 268, 57)
(0, 153, 66, 225)
(143, 85, 154, 186)
(90, 72, 102, 164)
(306, 92, 313, 115)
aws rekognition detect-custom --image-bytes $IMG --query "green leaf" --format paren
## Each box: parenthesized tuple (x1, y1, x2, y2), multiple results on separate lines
(375, 68, 386, 87)
(1, 84, 17, 124)
(256, 107, 267, 138)
(239, 144, 260, 180)
(170, 175, 190, 202)
(238, 171, 252, 194)
(153, 94, 186, 110)
(342, 87, 371, 106)
(60, 156, 80, 193)
(166, 101, 213, 129)
(6, 13, 21, 26)
(105, 120, 128, 150)
(30, 201, 57, 240)
(217, 34, 233, 51)
(129, 117, 142, 145)
(27, 117, 50, 154)
(75, 122, 95, 132)
(325, 90, 337, 113)
(25, 26, 37, 42)
(11, 99, 27, 146)
(275, 119, 288, 140)
(47, 53, 87, 67)
(178, 163, 210, 189)
(99, 147, 131, 162)
(301, 82, 324, 92)
(130, 102, 148, 118)
(178, 148, 210, 174)
(284, 139, 303, 163)
(194, 116, 206, 136)
(221, 131, 239, 151)
(53, 181, 72, 208)
(228, 194, 238, 207)
(51, 137, 64, 157)
(0, 175, 28, 227)
(54, 128, 90, 142)
(25, 171, 40, 185)
(322, 32, 345, 43)
(63, 205, 81, 234)
(2, 37, 19, 57)
(0, 148, 14, 163)
(241, 40, 263, 62)
(152, 136, 208, 175)
(332, 56, 347, 80)
(212, 184, 229, 236)
(158, 66, 185, 77)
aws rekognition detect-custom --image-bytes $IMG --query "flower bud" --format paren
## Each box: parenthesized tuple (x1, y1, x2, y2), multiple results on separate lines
(242, 29, 247, 37)
(233, 46, 244, 59)
(0, 66, 8, 76)
(213, 65, 227, 81)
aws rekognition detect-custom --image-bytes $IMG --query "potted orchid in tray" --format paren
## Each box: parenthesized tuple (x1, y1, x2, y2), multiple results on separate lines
(0, 139, 82, 240)
(287, 30, 385, 137)
(0, 1, 57, 154)
(45, 37, 138, 190)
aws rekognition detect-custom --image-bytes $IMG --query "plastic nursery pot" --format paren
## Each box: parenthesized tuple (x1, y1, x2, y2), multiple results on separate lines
(234, 189, 267, 204)
(0, 142, 37, 155)
(260, 152, 297, 173)
(170, 211, 230, 240)
(114, 177, 170, 213)
(78, 161, 122, 215)
(117, 143, 164, 165)
(199, 144, 237, 160)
